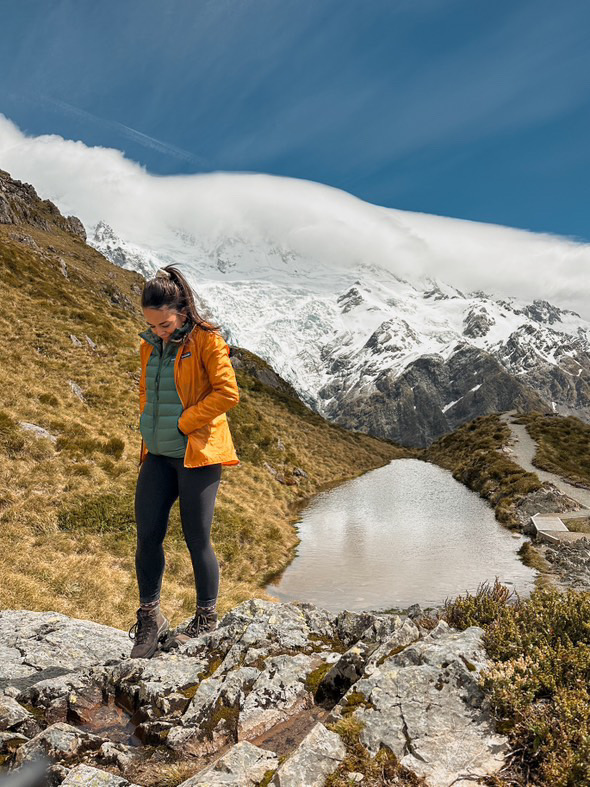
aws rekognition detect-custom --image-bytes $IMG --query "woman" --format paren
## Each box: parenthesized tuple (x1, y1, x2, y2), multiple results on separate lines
(129, 264, 240, 659)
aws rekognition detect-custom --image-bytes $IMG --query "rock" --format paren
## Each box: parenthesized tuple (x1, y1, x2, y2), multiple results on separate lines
(66, 215, 87, 241)
(59, 258, 69, 278)
(329, 621, 508, 786)
(316, 616, 420, 703)
(271, 722, 347, 786)
(62, 763, 140, 785)
(0, 696, 34, 731)
(514, 483, 582, 529)
(0, 601, 511, 786)
(0, 729, 30, 755)
(96, 740, 137, 771)
(107, 652, 208, 714)
(0, 610, 129, 701)
(13, 721, 104, 766)
(18, 422, 57, 442)
(541, 537, 590, 589)
(238, 653, 316, 739)
(68, 380, 86, 403)
(86, 335, 97, 350)
(179, 740, 278, 785)
(70, 334, 83, 347)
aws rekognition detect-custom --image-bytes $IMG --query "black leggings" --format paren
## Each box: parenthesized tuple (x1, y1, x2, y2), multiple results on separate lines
(134, 452, 222, 606)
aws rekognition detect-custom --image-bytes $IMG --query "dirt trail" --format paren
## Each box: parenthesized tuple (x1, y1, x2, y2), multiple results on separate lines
(499, 409, 590, 510)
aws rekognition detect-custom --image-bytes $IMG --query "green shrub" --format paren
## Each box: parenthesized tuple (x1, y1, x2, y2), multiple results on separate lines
(442, 578, 516, 629)
(441, 583, 590, 785)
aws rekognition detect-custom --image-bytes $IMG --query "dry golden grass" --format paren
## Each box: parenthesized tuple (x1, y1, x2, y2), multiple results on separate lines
(0, 223, 408, 631)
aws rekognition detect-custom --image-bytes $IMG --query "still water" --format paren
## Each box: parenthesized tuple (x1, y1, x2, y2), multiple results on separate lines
(266, 458, 537, 612)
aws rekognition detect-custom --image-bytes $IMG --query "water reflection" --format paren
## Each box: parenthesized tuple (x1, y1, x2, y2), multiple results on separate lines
(266, 458, 537, 611)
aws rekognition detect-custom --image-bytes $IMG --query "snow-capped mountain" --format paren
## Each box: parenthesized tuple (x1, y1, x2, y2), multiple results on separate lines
(89, 218, 590, 448)
(2, 114, 589, 445)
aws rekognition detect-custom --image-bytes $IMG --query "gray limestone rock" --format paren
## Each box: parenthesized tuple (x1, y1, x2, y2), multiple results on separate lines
(62, 763, 141, 786)
(178, 740, 278, 785)
(271, 722, 347, 786)
(329, 621, 508, 786)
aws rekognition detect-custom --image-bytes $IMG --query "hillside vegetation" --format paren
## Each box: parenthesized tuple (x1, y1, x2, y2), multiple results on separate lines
(512, 411, 590, 487)
(419, 413, 543, 527)
(0, 187, 410, 630)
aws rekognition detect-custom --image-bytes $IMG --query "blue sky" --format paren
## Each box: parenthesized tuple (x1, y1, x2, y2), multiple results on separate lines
(1, 0, 589, 240)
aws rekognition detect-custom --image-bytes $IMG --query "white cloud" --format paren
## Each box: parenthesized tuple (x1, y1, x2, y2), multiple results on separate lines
(0, 113, 588, 320)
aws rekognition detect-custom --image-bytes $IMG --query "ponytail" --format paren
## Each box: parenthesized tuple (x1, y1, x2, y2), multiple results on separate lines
(140, 265, 223, 334)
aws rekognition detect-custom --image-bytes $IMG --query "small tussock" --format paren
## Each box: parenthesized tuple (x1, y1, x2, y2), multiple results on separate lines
(325, 716, 429, 786)
(565, 516, 590, 534)
(439, 581, 590, 786)
(517, 541, 555, 591)
(255, 770, 277, 787)
(339, 690, 375, 717)
(131, 759, 202, 787)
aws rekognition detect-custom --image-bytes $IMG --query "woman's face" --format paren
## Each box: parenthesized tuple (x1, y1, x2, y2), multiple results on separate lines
(143, 306, 187, 341)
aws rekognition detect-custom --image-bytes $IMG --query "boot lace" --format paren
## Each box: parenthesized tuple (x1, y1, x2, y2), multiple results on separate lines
(128, 609, 157, 644)
(184, 611, 213, 638)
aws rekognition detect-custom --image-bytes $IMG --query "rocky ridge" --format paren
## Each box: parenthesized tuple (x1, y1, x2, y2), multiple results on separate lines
(1, 600, 509, 787)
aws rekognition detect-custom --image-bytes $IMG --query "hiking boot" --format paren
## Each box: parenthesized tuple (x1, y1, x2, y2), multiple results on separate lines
(128, 607, 169, 659)
(164, 607, 218, 650)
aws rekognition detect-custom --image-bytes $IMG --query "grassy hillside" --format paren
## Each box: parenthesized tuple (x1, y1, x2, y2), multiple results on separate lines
(512, 411, 590, 487)
(0, 213, 411, 631)
(419, 413, 543, 527)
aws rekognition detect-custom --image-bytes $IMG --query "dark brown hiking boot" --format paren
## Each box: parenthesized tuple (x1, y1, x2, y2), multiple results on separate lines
(128, 607, 169, 659)
(164, 607, 218, 650)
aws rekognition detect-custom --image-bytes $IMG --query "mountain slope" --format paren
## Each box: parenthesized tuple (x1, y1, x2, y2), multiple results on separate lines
(89, 217, 590, 448)
(0, 168, 408, 629)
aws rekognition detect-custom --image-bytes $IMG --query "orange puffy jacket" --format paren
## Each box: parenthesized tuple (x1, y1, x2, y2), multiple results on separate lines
(139, 323, 241, 468)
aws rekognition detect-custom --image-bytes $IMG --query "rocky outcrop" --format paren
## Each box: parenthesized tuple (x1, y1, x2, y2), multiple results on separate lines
(326, 343, 548, 449)
(0, 168, 86, 240)
(538, 536, 590, 590)
(0, 601, 509, 786)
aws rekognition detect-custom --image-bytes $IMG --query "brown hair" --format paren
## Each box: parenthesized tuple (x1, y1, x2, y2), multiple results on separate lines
(140, 264, 223, 334)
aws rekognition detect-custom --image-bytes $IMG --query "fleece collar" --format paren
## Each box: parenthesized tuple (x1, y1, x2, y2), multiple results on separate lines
(139, 317, 195, 349)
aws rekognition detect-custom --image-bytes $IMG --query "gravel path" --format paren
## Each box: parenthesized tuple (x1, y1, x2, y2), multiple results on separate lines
(499, 409, 590, 510)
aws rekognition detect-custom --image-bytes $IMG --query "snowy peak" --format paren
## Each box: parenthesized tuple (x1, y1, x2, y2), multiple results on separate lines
(81, 192, 590, 448)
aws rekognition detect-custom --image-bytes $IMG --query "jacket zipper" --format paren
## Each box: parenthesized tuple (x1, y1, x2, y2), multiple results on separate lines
(153, 345, 164, 455)
(174, 339, 188, 466)
(140, 335, 189, 468)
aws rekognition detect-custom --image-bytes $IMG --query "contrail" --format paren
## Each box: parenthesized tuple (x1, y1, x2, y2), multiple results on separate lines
(2, 88, 210, 168)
